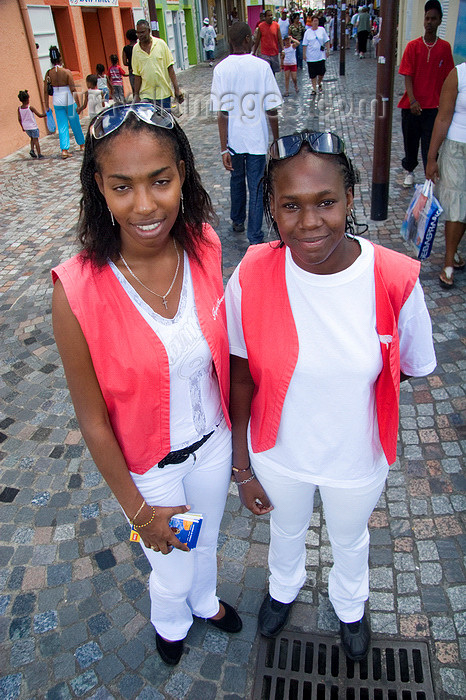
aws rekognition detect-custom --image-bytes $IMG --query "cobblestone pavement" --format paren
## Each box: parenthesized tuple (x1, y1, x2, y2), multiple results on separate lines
(0, 47, 465, 700)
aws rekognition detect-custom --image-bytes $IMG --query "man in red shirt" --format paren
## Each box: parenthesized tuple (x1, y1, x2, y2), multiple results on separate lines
(398, 0, 454, 187)
(252, 9, 283, 74)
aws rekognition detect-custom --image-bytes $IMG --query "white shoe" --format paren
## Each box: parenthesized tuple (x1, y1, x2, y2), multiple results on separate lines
(403, 172, 415, 187)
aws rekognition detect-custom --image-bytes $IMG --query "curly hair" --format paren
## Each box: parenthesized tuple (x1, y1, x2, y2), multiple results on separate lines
(78, 112, 216, 266)
(263, 142, 364, 244)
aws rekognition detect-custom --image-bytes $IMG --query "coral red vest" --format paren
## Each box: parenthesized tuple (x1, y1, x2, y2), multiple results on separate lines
(238, 242, 420, 466)
(52, 225, 230, 474)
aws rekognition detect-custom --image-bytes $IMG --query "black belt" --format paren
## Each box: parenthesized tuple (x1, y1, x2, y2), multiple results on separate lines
(157, 431, 214, 468)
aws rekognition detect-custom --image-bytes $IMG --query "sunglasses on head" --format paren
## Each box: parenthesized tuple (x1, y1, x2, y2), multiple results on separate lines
(268, 131, 346, 161)
(90, 103, 175, 140)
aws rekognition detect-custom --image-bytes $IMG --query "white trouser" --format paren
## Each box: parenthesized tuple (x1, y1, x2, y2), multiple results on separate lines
(252, 463, 387, 623)
(130, 420, 231, 640)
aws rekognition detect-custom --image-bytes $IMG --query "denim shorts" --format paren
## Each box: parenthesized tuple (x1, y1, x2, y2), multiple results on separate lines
(26, 129, 39, 139)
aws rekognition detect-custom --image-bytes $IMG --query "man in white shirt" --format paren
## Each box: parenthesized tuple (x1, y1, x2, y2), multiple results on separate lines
(200, 17, 217, 67)
(278, 10, 289, 39)
(211, 22, 281, 244)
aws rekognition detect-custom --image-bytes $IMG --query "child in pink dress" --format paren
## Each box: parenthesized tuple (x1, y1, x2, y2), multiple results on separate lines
(17, 90, 46, 159)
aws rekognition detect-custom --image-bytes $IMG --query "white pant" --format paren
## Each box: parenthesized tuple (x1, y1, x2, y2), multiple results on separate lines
(131, 420, 231, 640)
(252, 463, 387, 623)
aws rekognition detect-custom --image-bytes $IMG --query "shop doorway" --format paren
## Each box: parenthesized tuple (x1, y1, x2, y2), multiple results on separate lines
(82, 8, 117, 73)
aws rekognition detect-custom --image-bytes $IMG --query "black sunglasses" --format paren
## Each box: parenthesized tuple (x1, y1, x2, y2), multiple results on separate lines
(268, 131, 346, 161)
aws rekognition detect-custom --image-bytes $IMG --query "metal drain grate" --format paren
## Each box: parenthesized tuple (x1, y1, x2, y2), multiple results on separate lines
(253, 631, 435, 700)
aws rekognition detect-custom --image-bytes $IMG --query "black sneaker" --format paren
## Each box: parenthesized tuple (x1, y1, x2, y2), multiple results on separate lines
(339, 614, 370, 661)
(29, 150, 37, 159)
(232, 222, 245, 233)
(258, 594, 293, 638)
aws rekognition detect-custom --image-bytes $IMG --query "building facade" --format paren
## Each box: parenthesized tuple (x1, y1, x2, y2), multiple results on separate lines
(1, 0, 206, 158)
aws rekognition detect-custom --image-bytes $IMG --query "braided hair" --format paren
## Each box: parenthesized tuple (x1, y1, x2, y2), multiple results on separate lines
(78, 112, 216, 266)
(49, 46, 61, 65)
(263, 144, 365, 244)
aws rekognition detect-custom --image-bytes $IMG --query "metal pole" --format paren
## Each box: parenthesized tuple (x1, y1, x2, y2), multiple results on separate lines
(339, 3, 346, 76)
(147, 0, 160, 38)
(370, 0, 399, 221)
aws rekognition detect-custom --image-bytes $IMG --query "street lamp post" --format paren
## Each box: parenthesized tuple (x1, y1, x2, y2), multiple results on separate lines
(371, 0, 400, 221)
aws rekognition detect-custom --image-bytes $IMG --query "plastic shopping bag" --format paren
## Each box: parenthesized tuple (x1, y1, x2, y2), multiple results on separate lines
(46, 109, 56, 134)
(400, 180, 443, 260)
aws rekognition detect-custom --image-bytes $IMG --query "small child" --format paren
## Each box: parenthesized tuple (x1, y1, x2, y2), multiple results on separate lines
(96, 64, 110, 102)
(17, 90, 46, 159)
(108, 54, 127, 105)
(78, 75, 105, 119)
(281, 36, 300, 96)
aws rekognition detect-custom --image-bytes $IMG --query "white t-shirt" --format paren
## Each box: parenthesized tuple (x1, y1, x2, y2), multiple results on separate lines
(87, 89, 103, 118)
(200, 25, 216, 52)
(210, 54, 282, 155)
(303, 27, 329, 62)
(225, 238, 436, 488)
(109, 252, 222, 453)
(278, 18, 289, 38)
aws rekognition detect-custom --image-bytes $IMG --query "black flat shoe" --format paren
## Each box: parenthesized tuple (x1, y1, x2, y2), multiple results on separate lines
(208, 600, 242, 633)
(156, 632, 184, 665)
(258, 594, 293, 638)
(339, 614, 370, 661)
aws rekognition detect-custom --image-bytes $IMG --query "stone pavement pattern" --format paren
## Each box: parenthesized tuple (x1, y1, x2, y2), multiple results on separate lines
(0, 49, 465, 700)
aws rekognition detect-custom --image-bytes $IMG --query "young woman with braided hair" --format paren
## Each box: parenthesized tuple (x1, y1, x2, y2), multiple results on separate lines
(226, 130, 436, 661)
(52, 104, 241, 666)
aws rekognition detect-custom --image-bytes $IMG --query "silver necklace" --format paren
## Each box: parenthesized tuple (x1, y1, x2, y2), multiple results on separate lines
(119, 239, 181, 309)
(422, 36, 438, 63)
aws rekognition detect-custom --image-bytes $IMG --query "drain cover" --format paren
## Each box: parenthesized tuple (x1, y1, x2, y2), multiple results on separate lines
(253, 632, 435, 699)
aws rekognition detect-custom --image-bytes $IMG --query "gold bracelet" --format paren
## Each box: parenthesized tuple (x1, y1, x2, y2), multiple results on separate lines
(133, 506, 157, 529)
(232, 464, 251, 473)
(130, 498, 146, 525)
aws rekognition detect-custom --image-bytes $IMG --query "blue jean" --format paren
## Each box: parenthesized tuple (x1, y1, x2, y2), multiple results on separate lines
(142, 96, 172, 112)
(54, 104, 84, 151)
(230, 152, 266, 244)
(296, 42, 303, 70)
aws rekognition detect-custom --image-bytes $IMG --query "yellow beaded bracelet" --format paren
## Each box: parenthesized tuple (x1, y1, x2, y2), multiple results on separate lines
(133, 506, 157, 529)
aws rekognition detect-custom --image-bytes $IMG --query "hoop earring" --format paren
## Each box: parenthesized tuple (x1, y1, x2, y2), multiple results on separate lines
(180, 192, 184, 215)
(108, 207, 115, 226)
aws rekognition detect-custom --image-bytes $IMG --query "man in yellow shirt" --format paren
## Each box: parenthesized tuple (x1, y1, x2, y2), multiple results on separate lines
(132, 20, 183, 110)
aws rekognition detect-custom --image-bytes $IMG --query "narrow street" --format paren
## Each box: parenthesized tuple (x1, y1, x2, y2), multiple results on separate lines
(0, 48, 465, 700)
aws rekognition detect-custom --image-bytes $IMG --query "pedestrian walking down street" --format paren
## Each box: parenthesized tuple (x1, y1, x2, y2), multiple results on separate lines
(96, 64, 110, 103)
(303, 16, 330, 95)
(211, 22, 281, 245)
(200, 18, 217, 67)
(289, 13, 305, 70)
(51, 103, 242, 668)
(122, 28, 138, 94)
(357, 7, 371, 58)
(108, 54, 127, 105)
(252, 9, 284, 75)
(226, 130, 437, 662)
(132, 19, 184, 111)
(17, 89, 46, 159)
(44, 46, 85, 159)
(426, 62, 466, 288)
(398, 0, 454, 188)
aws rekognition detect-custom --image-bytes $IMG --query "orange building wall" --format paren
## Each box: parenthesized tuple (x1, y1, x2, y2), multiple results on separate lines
(0, 0, 139, 159)
(0, 0, 48, 159)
